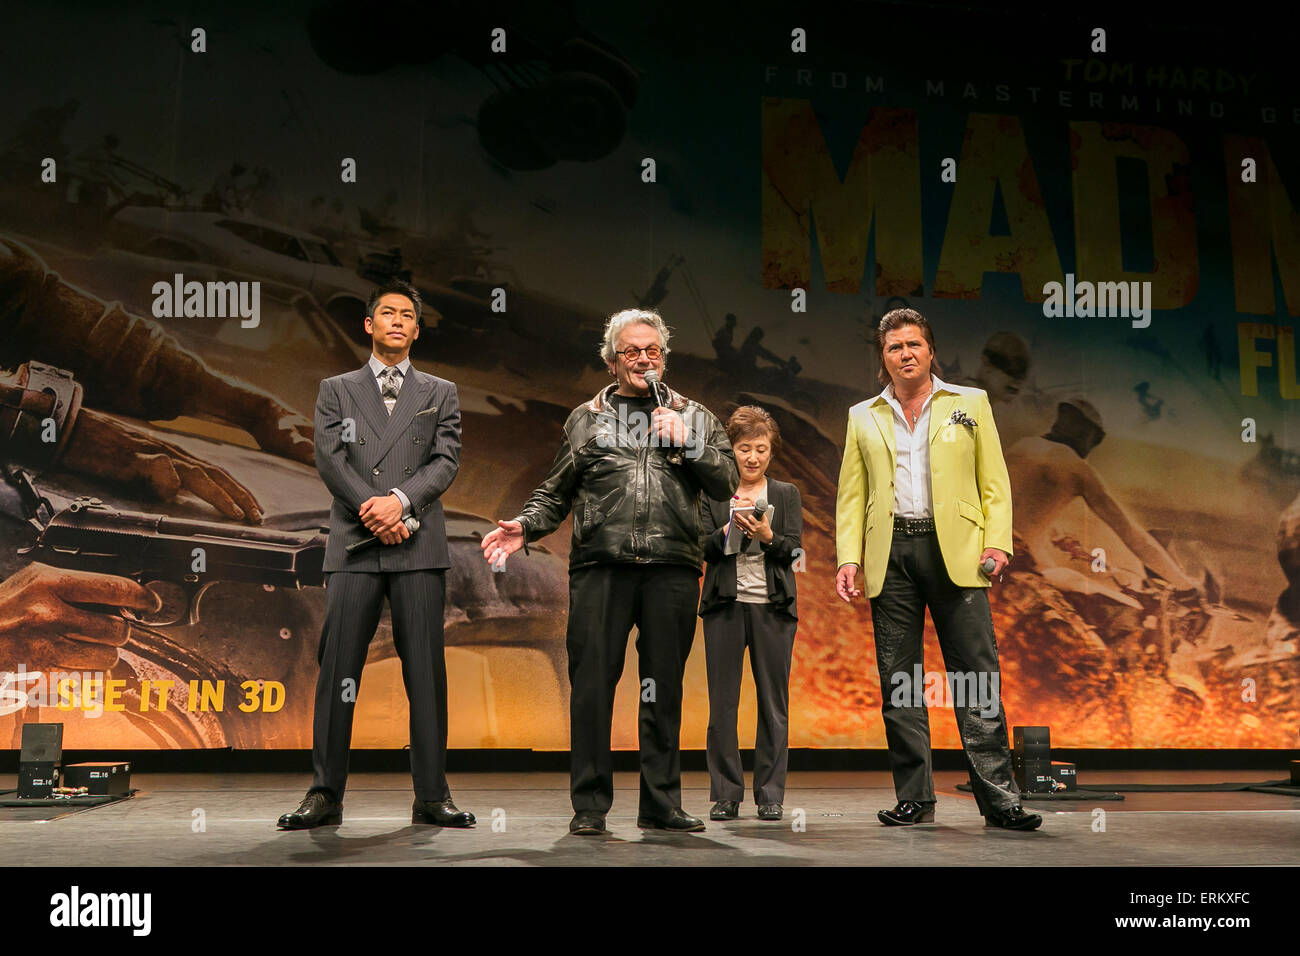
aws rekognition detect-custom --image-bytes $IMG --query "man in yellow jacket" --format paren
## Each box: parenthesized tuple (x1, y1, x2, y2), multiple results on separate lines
(835, 308, 1041, 831)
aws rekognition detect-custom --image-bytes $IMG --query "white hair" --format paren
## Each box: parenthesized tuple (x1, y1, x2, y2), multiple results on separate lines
(600, 309, 672, 366)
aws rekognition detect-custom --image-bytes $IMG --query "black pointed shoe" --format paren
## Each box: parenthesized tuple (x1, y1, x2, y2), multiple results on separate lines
(877, 800, 936, 826)
(413, 798, 476, 827)
(569, 811, 608, 835)
(710, 800, 739, 820)
(637, 808, 706, 832)
(634, 811, 707, 832)
(757, 804, 783, 821)
(984, 805, 1043, 830)
(277, 790, 342, 830)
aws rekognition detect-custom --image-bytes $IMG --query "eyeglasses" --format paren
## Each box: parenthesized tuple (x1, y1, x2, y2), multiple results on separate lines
(620, 345, 663, 361)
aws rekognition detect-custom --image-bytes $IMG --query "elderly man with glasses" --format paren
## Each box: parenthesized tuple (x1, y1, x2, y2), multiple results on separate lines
(481, 309, 737, 834)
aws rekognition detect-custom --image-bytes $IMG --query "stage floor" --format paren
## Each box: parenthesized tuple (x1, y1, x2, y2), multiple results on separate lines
(2, 770, 1295, 866)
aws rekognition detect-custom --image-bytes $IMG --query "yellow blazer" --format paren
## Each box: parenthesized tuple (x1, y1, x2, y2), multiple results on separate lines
(835, 380, 1013, 598)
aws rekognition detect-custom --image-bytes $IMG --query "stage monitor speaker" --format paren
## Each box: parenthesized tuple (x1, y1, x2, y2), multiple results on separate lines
(1012, 725, 1050, 758)
(1014, 756, 1054, 792)
(18, 723, 64, 798)
(63, 762, 131, 796)
(17, 762, 60, 798)
(20, 722, 63, 763)
(1051, 761, 1077, 791)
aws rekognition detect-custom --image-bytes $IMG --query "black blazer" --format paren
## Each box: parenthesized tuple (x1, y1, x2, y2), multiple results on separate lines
(699, 477, 803, 620)
(314, 364, 461, 572)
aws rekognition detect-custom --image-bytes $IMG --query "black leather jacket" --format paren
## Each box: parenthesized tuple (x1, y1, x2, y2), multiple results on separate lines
(514, 383, 737, 571)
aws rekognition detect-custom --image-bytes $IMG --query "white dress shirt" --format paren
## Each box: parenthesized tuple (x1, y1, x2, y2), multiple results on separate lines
(877, 373, 952, 519)
(368, 353, 412, 413)
(368, 353, 414, 516)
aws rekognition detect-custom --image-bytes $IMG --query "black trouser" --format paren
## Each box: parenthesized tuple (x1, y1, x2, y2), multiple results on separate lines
(309, 569, 451, 804)
(703, 601, 797, 805)
(566, 563, 700, 819)
(870, 530, 1020, 816)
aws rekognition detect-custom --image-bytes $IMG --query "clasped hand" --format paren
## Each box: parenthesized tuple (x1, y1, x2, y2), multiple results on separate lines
(359, 494, 409, 545)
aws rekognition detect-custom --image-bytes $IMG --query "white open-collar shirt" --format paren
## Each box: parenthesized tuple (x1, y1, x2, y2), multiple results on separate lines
(877, 372, 956, 520)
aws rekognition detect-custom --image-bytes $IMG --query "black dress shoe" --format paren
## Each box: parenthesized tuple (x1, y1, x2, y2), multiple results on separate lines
(710, 800, 739, 820)
(877, 800, 935, 826)
(985, 805, 1043, 831)
(569, 811, 607, 835)
(412, 798, 476, 827)
(277, 790, 342, 830)
(637, 808, 705, 832)
(757, 804, 783, 821)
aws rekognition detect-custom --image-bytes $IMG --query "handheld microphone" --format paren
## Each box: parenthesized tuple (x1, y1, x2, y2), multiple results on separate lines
(347, 515, 420, 555)
(642, 369, 684, 464)
(643, 369, 667, 407)
(980, 556, 997, 576)
(753, 496, 769, 517)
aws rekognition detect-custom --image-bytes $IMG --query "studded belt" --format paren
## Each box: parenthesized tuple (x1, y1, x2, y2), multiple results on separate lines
(893, 516, 936, 535)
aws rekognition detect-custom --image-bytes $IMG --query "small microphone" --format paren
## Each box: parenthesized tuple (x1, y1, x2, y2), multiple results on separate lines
(980, 556, 997, 575)
(643, 369, 667, 407)
(347, 515, 420, 555)
(753, 496, 769, 517)
(642, 369, 683, 464)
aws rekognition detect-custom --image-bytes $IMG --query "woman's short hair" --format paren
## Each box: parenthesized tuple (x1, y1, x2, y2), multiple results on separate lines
(875, 307, 943, 388)
(600, 309, 672, 367)
(725, 405, 781, 456)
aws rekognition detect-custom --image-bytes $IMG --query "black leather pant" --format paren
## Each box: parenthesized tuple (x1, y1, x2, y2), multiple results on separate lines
(869, 530, 1021, 815)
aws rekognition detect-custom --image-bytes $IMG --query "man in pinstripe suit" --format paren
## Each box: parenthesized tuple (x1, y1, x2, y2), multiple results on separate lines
(278, 280, 474, 830)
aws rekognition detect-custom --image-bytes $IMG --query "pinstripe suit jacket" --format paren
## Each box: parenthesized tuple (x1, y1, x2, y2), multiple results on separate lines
(314, 363, 461, 572)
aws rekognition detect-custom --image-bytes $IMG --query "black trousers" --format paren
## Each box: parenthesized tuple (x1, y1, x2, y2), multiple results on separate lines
(309, 569, 450, 804)
(703, 601, 797, 805)
(869, 530, 1021, 816)
(566, 563, 700, 818)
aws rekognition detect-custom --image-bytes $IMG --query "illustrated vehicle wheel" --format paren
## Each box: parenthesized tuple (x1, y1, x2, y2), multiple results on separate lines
(477, 88, 557, 171)
(556, 38, 638, 108)
(530, 71, 626, 162)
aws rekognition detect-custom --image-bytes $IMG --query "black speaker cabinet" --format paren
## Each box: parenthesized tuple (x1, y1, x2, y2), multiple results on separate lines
(19, 722, 63, 763)
(62, 762, 131, 796)
(1051, 761, 1078, 791)
(1012, 725, 1050, 758)
(18, 723, 64, 798)
(18, 762, 60, 798)
(1014, 757, 1054, 793)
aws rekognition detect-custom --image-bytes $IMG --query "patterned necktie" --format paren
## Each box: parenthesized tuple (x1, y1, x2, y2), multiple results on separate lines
(379, 366, 402, 414)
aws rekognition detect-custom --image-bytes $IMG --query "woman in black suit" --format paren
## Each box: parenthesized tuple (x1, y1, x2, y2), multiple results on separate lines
(699, 405, 802, 821)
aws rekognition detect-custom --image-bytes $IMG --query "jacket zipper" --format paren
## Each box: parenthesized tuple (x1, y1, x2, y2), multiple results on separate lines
(633, 437, 648, 560)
